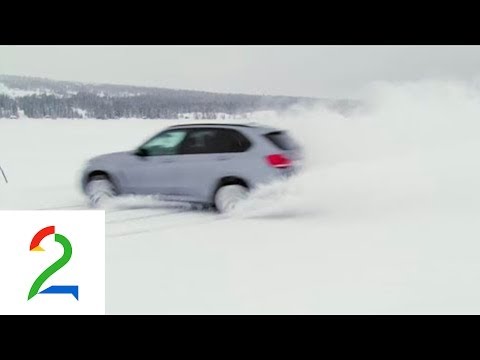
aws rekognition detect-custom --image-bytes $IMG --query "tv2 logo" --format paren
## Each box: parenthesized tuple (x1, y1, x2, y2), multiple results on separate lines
(28, 226, 79, 301)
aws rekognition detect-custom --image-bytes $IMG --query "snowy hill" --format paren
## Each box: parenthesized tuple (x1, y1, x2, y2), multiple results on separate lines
(0, 74, 358, 119)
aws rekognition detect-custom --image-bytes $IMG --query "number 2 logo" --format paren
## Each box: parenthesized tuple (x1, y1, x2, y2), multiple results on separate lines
(28, 226, 79, 301)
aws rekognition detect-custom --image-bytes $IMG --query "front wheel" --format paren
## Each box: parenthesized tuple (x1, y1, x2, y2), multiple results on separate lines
(85, 175, 117, 207)
(214, 184, 249, 213)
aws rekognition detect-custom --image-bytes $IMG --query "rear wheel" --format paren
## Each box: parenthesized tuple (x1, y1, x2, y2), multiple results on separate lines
(214, 184, 249, 213)
(85, 175, 117, 207)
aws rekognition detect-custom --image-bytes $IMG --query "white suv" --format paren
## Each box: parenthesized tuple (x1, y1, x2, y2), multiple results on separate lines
(81, 123, 302, 212)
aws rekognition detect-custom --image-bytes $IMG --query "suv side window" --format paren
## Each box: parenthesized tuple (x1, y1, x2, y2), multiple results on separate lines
(213, 129, 251, 153)
(179, 128, 251, 154)
(179, 129, 218, 154)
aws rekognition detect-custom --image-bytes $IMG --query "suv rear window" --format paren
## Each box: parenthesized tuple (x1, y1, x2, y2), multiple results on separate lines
(264, 131, 299, 150)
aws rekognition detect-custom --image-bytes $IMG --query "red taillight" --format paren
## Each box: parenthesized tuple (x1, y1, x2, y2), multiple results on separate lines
(265, 154, 292, 168)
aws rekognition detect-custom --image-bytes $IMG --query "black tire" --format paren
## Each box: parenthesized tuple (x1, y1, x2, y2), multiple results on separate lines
(214, 184, 249, 213)
(85, 175, 118, 207)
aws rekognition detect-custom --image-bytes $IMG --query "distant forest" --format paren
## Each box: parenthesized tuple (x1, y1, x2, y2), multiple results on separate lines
(0, 75, 358, 119)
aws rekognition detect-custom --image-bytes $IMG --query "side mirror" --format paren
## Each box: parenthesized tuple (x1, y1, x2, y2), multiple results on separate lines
(134, 148, 148, 157)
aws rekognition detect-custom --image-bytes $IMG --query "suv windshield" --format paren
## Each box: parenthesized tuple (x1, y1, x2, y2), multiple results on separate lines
(139, 130, 188, 156)
(264, 131, 299, 150)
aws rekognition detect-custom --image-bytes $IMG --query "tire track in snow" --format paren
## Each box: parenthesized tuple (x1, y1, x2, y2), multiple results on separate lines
(30, 199, 224, 239)
(34, 204, 88, 210)
(106, 208, 188, 224)
(107, 212, 227, 238)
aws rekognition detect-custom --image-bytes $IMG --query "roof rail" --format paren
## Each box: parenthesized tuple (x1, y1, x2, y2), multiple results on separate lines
(168, 122, 256, 128)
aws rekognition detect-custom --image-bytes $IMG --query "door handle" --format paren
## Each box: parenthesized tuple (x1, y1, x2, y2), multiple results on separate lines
(217, 156, 231, 161)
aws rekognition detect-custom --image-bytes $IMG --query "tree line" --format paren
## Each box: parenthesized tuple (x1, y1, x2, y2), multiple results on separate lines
(0, 75, 357, 119)
(0, 92, 320, 119)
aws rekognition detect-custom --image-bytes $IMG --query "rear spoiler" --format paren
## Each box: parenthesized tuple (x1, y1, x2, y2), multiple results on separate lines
(0, 165, 8, 183)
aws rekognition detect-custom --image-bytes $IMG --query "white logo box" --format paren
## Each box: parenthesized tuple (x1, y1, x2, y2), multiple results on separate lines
(0, 210, 105, 315)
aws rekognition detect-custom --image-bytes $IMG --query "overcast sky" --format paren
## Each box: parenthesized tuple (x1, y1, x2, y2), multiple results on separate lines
(2, 45, 480, 98)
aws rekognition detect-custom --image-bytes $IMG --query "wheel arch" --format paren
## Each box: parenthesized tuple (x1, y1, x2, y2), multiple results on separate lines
(212, 176, 249, 201)
(83, 170, 120, 193)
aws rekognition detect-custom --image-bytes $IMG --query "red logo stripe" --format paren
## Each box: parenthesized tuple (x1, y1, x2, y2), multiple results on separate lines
(30, 226, 55, 250)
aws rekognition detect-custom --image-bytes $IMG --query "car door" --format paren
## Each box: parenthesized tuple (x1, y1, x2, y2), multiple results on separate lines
(172, 128, 252, 202)
(122, 129, 188, 196)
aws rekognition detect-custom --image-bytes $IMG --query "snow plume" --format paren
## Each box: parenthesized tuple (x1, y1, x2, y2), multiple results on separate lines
(232, 79, 480, 219)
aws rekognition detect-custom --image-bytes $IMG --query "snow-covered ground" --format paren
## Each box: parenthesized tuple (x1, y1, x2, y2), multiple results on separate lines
(1, 80, 480, 314)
